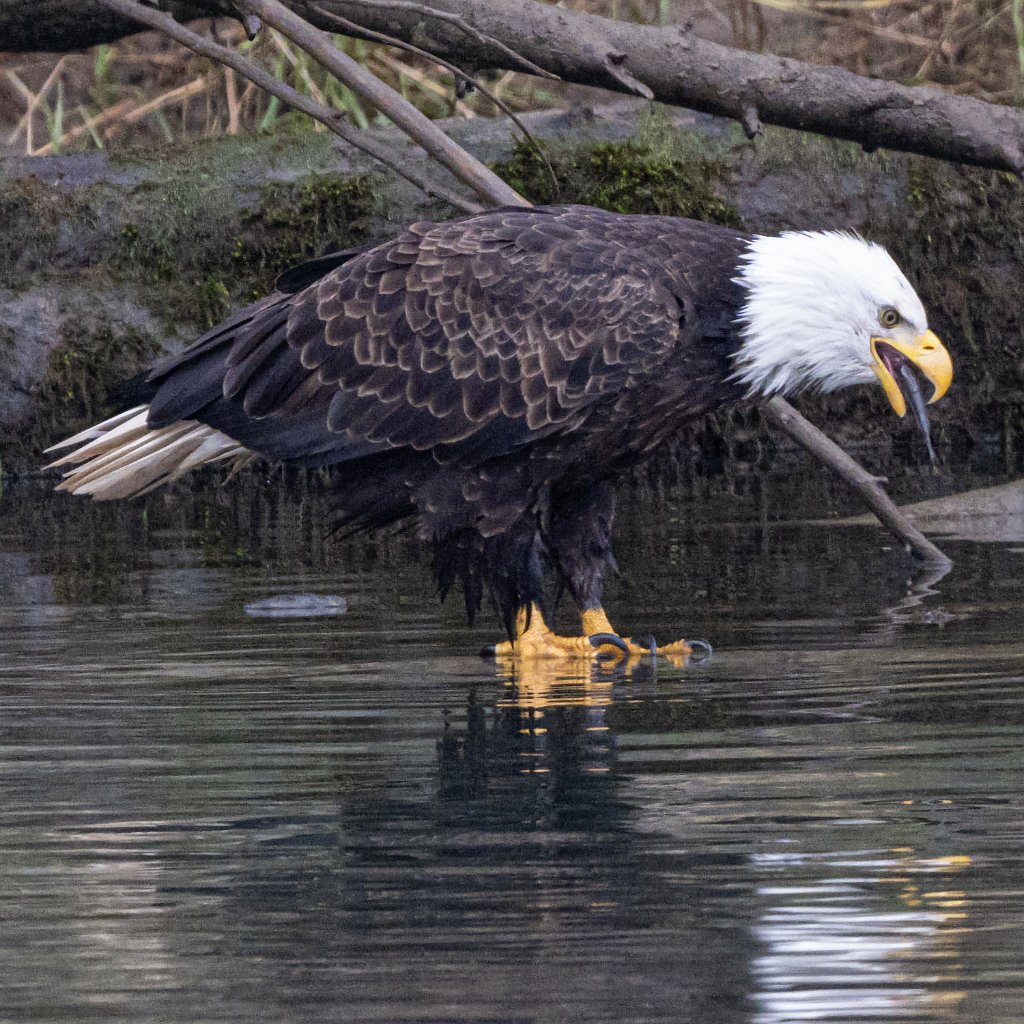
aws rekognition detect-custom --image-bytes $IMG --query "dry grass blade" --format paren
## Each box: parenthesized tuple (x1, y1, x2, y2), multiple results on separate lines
(3, 68, 34, 147)
(224, 66, 242, 133)
(114, 76, 211, 130)
(783, 6, 936, 47)
(91, 0, 483, 212)
(7, 56, 69, 153)
(269, 29, 329, 106)
(32, 96, 135, 155)
(303, 2, 559, 197)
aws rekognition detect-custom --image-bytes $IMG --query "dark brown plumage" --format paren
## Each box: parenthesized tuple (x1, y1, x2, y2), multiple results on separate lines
(51, 205, 753, 637)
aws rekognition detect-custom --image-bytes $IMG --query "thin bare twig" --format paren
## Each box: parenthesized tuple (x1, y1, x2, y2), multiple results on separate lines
(92, 0, 482, 213)
(240, 0, 527, 206)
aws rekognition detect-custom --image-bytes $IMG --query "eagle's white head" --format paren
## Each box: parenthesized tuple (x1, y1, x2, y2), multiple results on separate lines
(732, 231, 952, 441)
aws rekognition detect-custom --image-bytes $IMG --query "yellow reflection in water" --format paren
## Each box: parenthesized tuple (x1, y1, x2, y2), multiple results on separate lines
(494, 658, 620, 710)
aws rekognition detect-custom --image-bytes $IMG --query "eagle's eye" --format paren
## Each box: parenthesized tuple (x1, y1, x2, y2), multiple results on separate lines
(879, 307, 901, 329)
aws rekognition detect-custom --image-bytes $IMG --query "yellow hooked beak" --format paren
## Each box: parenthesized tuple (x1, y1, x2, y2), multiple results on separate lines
(870, 329, 953, 418)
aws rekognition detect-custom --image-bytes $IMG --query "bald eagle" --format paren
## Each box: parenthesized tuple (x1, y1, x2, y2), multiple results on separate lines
(47, 206, 953, 660)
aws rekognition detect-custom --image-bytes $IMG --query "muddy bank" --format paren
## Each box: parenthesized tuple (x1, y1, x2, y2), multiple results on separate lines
(1, 101, 1022, 508)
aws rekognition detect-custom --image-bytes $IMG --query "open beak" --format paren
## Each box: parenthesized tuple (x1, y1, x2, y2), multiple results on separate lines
(871, 329, 952, 466)
(870, 329, 952, 418)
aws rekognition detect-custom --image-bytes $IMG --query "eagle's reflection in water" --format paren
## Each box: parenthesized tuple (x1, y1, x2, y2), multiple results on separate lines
(426, 659, 753, 1024)
(437, 658, 658, 827)
(439, 669, 619, 802)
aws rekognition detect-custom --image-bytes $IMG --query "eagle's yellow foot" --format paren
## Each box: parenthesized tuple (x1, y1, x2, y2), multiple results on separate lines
(481, 603, 629, 661)
(581, 608, 711, 667)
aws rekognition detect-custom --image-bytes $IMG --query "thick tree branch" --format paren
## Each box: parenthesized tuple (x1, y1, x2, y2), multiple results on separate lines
(316, 0, 559, 80)
(322, 0, 1024, 175)
(3, 0, 1024, 175)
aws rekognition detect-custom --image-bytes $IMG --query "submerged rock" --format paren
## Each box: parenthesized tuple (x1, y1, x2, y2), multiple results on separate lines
(243, 594, 348, 618)
(845, 479, 1024, 542)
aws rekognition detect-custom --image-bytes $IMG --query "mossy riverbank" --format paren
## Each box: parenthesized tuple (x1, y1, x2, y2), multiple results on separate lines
(1, 102, 1021, 510)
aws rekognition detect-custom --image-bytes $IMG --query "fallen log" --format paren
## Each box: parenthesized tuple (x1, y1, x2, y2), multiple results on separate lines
(3, 0, 1024, 177)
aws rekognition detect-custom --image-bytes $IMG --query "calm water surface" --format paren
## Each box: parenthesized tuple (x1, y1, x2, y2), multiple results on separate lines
(1, 490, 1023, 1023)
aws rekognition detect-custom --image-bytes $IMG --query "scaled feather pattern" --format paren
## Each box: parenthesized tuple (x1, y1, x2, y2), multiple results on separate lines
(49, 205, 933, 631)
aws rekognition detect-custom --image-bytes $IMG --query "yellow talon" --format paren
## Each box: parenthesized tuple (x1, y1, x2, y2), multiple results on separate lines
(581, 607, 699, 665)
(483, 604, 708, 668)
(489, 604, 628, 660)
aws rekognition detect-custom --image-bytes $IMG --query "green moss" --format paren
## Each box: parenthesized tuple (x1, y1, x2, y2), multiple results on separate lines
(112, 168, 245, 311)
(5, 321, 160, 462)
(492, 135, 741, 226)
(194, 274, 232, 328)
(231, 173, 376, 299)
(114, 170, 376, 326)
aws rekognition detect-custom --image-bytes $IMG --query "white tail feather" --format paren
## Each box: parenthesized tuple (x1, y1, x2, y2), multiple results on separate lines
(45, 408, 153, 467)
(44, 405, 149, 454)
(47, 404, 252, 500)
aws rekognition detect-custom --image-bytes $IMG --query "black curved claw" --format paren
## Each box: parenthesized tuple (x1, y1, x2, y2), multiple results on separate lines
(632, 634, 658, 657)
(479, 644, 497, 659)
(588, 632, 630, 658)
(687, 639, 713, 663)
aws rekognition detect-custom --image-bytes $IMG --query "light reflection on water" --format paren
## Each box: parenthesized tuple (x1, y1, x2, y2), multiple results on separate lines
(751, 850, 971, 1023)
(1, 491, 1023, 1023)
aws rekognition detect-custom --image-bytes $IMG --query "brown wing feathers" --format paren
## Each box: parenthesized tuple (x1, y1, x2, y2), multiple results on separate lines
(48, 207, 757, 507)
(55, 208, 733, 503)
(138, 207, 685, 470)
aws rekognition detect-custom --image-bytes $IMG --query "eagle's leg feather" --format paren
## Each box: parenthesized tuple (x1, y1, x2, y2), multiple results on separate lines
(486, 603, 629, 661)
(581, 607, 699, 664)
